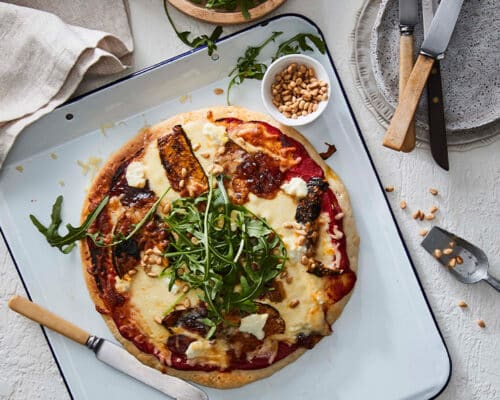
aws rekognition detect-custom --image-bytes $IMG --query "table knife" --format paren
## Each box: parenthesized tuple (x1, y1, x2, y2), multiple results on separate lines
(383, 0, 464, 151)
(422, 0, 449, 170)
(8, 295, 208, 400)
(398, 0, 419, 152)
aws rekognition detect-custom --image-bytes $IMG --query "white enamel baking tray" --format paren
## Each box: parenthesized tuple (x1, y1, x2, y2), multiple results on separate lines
(0, 15, 450, 400)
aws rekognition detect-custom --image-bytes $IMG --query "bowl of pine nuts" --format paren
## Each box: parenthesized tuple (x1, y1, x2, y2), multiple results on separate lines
(261, 54, 331, 126)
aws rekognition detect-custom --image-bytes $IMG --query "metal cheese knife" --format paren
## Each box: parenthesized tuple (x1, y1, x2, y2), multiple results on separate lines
(383, 0, 464, 151)
(422, 0, 449, 170)
(8, 296, 209, 400)
(398, 0, 419, 152)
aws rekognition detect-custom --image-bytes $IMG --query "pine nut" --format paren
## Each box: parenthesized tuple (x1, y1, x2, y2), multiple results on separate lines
(288, 299, 300, 308)
(162, 202, 172, 214)
(270, 63, 329, 119)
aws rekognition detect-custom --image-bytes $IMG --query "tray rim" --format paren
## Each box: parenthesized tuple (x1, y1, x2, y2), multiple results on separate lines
(0, 13, 452, 400)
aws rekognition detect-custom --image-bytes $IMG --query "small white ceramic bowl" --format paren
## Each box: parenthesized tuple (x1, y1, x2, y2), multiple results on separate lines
(261, 54, 331, 126)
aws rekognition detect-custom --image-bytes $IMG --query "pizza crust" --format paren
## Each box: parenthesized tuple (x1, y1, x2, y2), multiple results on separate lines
(80, 106, 359, 389)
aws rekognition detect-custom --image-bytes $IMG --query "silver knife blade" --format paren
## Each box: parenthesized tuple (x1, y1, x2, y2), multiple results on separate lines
(399, 0, 419, 28)
(87, 337, 208, 400)
(421, 0, 438, 35)
(421, 0, 464, 58)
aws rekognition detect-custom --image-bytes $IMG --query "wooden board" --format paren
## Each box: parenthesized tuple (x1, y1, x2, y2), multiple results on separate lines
(167, 0, 287, 25)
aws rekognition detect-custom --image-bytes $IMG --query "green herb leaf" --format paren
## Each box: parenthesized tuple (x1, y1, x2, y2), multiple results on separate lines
(30, 195, 109, 254)
(162, 175, 287, 337)
(202, 0, 265, 19)
(226, 31, 326, 104)
(164, 1, 223, 56)
(226, 31, 283, 104)
(273, 33, 326, 60)
(93, 188, 170, 248)
(31, 186, 170, 254)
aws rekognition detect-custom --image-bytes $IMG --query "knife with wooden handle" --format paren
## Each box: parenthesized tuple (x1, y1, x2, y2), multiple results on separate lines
(383, 0, 464, 151)
(426, 61, 448, 169)
(8, 295, 209, 400)
(398, 0, 418, 152)
(423, 0, 449, 170)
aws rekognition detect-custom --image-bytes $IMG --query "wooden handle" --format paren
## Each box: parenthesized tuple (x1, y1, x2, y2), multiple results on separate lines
(399, 35, 416, 152)
(426, 61, 449, 170)
(8, 295, 90, 345)
(383, 54, 435, 151)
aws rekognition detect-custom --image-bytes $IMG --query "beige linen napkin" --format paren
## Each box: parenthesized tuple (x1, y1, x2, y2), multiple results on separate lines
(0, 1, 133, 168)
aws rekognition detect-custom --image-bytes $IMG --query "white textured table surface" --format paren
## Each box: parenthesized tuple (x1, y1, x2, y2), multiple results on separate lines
(1, 1, 498, 399)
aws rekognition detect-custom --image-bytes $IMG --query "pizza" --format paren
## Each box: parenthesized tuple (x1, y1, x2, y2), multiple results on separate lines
(80, 106, 359, 388)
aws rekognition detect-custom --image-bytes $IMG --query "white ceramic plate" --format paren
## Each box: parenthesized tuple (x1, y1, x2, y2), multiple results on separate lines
(0, 15, 450, 400)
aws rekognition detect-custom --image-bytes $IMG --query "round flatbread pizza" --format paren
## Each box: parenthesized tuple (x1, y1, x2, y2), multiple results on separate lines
(80, 106, 359, 388)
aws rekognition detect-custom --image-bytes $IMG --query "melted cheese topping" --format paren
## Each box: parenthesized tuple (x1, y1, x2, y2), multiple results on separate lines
(244, 193, 331, 338)
(315, 212, 342, 270)
(114, 276, 132, 293)
(281, 177, 308, 199)
(239, 313, 269, 340)
(123, 118, 338, 351)
(125, 161, 146, 188)
(142, 141, 176, 205)
(201, 122, 228, 145)
(185, 339, 229, 368)
(129, 269, 199, 342)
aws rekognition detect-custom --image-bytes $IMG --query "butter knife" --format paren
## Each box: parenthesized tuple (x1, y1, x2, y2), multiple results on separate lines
(8, 295, 208, 400)
(422, 0, 449, 170)
(398, 0, 419, 152)
(383, 0, 464, 151)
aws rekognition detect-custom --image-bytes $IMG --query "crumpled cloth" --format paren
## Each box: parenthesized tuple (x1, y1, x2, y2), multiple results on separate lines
(0, 0, 133, 168)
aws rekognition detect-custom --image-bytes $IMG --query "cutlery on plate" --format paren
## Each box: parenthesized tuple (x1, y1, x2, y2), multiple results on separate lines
(383, 0, 464, 151)
(398, 0, 419, 152)
(422, 0, 449, 170)
(8, 296, 209, 400)
(421, 227, 500, 292)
